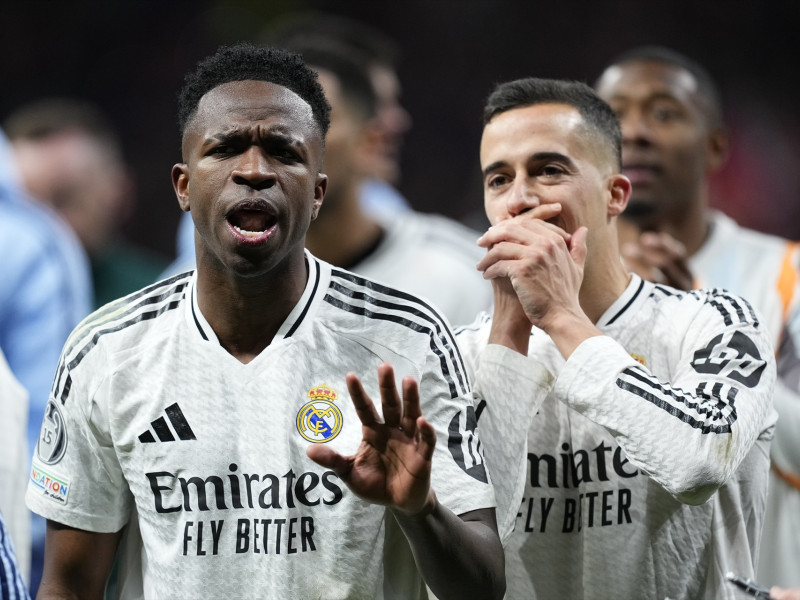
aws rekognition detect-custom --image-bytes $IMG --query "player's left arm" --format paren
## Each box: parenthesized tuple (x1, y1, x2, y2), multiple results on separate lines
(555, 291, 776, 505)
(306, 363, 505, 600)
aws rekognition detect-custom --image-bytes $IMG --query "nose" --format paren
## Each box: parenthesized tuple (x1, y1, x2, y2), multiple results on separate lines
(231, 147, 276, 190)
(619, 108, 652, 146)
(506, 177, 539, 217)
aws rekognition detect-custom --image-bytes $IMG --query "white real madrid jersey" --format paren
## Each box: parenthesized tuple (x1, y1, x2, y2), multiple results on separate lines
(457, 275, 777, 600)
(354, 211, 493, 328)
(26, 252, 495, 600)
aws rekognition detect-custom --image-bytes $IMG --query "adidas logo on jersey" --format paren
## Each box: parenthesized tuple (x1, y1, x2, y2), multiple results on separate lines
(139, 402, 197, 443)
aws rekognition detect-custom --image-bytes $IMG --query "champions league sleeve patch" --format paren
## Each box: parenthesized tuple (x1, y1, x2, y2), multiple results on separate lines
(37, 399, 68, 465)
(447, 406, 488, 483)
(297, 383, 344, 443)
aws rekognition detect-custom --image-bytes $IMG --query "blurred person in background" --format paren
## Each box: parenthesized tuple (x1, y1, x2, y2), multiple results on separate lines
(0, 121, 91, 595)
(4, 99, 168, 309)
(0, 347, 30, 584)
(264, 11, 414, 220)
(595, 45, 800, 588)
(294, 37, 491, 326)
(0, 509, 29, 600)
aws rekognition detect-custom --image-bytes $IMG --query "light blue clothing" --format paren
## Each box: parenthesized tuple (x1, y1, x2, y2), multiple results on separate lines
(359, 178, 411, 220)
(0, 131, 92, 459)
(0, 513, 29, 600)
(0, 130, 92, 595)
(159, 178, 413, 279)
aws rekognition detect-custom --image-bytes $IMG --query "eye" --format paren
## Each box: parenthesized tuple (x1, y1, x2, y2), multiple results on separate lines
(274, 147, 301, 163)
(650, 102, 683, 123)
(541, 165, 565, 176)
(486, 173, 511, 189)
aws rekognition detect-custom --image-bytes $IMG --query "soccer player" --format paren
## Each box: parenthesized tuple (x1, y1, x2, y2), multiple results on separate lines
(455, 77, 776, 598)
(26, 43, 504, 600)
(595, 46, 800, 589)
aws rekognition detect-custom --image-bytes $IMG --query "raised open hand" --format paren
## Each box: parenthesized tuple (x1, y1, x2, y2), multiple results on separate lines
(306, 363, 437, 516)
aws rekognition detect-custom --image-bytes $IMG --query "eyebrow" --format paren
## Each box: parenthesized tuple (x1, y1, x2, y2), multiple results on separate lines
(202, 129, 303, 148)
(482, 152, 575, 179)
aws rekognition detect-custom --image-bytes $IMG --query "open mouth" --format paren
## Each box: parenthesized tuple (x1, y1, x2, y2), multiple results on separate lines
(226, 204, 277, 239)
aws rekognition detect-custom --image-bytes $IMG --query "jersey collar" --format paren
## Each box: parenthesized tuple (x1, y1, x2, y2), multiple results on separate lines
(185, 250, 330, 346)
(596, 273, 650, 328)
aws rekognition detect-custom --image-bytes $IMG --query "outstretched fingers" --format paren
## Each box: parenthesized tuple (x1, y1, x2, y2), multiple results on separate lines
(376, 363, 402, 429)
(345, 371, 382, 428)
(414, 416, 436, 463)
(306, 444, 353, 477)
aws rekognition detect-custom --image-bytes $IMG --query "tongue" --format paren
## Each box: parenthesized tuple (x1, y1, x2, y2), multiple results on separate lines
(235, 209, 268, 233)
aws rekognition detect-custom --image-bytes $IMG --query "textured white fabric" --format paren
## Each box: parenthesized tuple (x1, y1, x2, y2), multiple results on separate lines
(457, 274, 777, 600)
(356, 211, 492, 328)
(26, 252, 494, 600)
(0, 348, 30, 582)
(691, 210, 800, 587)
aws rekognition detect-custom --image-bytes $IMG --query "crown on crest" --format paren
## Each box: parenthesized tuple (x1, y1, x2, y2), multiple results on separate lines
(308, 383, 338, 402)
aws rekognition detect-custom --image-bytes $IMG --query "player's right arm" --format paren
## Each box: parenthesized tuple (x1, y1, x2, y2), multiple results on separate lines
(37, 521, 121, 600)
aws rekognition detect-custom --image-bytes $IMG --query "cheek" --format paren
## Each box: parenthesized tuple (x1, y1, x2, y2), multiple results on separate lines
(483, 197, 507, 225)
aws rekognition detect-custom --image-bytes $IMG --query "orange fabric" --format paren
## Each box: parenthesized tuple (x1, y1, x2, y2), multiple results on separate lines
(777, 242, 800, 322)
(772, 461, 800, 492)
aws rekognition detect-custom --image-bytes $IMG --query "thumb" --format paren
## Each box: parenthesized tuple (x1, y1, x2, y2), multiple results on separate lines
(570, 226, 588, 267)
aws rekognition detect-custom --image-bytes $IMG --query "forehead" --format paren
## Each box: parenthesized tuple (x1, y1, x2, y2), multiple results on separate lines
(596, 61, 700, 108)
(480, 103, 591, 165)
(189, 80, 320, 141)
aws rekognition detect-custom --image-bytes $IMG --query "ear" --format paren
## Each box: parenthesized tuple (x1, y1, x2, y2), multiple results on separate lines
(171, 163, 191, 213)
(607, 173, 631, 218)
(311, 173, 328, 220)
(705, 127, 729, 174)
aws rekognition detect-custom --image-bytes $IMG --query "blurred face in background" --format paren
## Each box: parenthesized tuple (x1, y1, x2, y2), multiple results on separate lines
(358, 63, 412, 185)
(314, 68, 372, 207)
(12, 130, 132, 254)
(595, 60, 726, 229)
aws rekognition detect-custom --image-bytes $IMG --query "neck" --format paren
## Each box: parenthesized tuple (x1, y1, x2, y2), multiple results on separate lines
(628, 188, 711, 258)
(195, 249, 308, 364)
(305, 181, 383, 267)
(579, 232, 633, 323)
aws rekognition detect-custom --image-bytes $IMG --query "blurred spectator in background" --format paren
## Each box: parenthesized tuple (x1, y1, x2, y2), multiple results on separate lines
(264, 11, 414, 220)
(0, 508, 30, 600)
(595, 45, 800, 588)
(0, 123, 91, 595)
(295, 37, 491, 326)
(4, 99, 168, 308)
(0, 347, 30, 583)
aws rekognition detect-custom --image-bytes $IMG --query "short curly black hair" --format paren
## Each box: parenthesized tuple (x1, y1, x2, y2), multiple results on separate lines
(177, 42, 331, 138)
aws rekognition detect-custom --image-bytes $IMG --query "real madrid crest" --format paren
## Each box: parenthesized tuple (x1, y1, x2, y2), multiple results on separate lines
(296, 383, 343, 443)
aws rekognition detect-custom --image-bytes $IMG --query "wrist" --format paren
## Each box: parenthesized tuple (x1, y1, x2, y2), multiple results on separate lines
(391, 490, 438, 521)
(538, 310, 601, 359)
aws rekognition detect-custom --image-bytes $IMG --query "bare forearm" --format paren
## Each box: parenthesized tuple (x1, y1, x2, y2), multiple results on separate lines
(391, 502, 505, 600)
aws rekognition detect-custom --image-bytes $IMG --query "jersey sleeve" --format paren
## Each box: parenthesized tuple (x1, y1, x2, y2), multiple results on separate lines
(470, 343, 553, 543)
(455, 318, 555, 542)
(25, 341, 132, 533)
(554, 292, 776, 505)
(418, 320, 497, 518)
